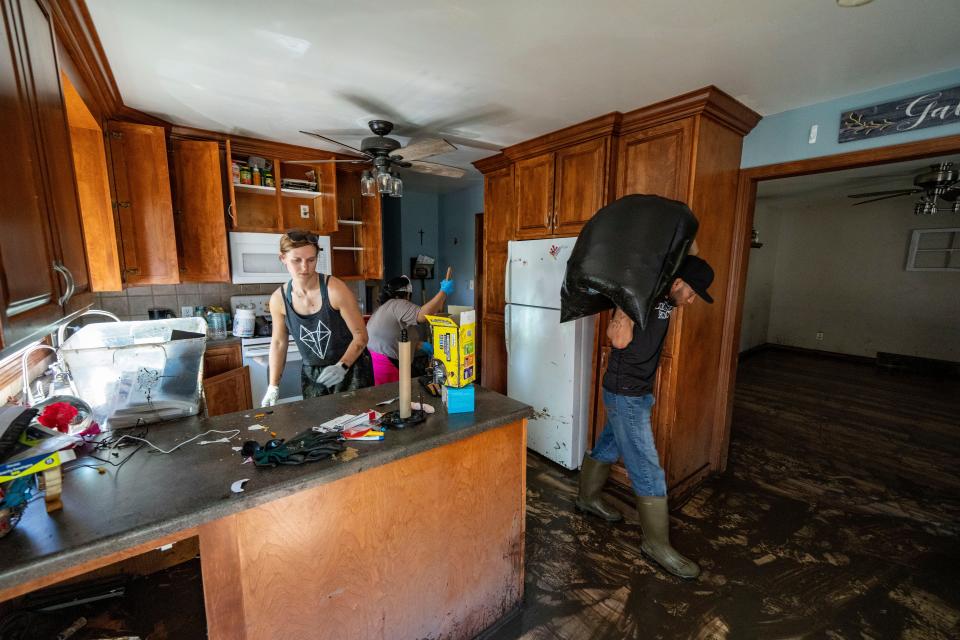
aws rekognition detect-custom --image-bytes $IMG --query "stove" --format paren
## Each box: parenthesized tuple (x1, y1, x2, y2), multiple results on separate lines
(231, 295, 302, 404)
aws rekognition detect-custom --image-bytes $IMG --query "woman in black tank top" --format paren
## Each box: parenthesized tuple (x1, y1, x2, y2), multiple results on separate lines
(260, 230, 373, 405)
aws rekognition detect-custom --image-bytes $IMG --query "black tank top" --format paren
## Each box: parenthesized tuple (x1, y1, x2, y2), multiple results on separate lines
(282, 276, 354, 367)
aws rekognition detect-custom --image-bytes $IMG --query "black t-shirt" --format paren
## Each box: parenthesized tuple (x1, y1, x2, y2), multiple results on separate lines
(602, 300, 674, 396)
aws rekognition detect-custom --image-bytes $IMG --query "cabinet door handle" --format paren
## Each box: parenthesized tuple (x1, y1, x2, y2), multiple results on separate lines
(227, 202, 237, 227)
(52, 262, 70, 306)
(64, 265, 76, 306)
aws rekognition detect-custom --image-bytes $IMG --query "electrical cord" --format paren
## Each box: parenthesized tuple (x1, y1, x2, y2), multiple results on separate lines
(110, 429, 240, 455)
(64, 423, 240, 475)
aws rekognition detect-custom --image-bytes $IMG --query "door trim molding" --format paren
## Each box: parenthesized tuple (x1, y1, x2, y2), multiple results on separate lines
(713, 132, 960, 472)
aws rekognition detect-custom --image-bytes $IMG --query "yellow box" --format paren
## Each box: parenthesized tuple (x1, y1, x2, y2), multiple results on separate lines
(425, 310, 476, 388)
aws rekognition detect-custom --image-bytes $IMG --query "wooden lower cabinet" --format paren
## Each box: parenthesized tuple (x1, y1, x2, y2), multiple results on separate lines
(203, 342, 243, 378)
(202, 343, 252, 417)
(481, 314, 507, 394)
(204, 366, 252, 418)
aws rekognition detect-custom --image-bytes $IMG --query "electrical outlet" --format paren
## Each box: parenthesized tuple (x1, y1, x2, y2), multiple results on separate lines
(816, 331, 824, 341)
(808, 124, 818, 144)
(469, 279, 474, 291)
(300, 204, 310, 219)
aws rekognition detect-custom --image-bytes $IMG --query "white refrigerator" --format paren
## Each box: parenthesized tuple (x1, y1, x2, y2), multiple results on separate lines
(505, 238, 595, 470)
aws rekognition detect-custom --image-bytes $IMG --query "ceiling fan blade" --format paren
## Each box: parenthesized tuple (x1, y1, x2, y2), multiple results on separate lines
(851, 192, 916, 206)
(392, 138, 456, 162)
(298, 131, 367, 158)
(407, 160, 467, 179)
(439, 134, 502, 152)
(286, 159, 369, 165)
(847, 188, 921, 198)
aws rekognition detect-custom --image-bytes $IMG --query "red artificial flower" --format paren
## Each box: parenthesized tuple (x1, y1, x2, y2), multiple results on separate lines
(37, 402, 79, 433)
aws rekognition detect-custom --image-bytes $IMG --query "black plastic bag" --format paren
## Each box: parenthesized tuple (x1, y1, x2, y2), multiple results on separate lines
(560, 194, 698, 329)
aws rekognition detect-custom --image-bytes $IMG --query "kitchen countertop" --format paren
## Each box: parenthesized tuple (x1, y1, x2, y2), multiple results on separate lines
(0, 385, 531, 593)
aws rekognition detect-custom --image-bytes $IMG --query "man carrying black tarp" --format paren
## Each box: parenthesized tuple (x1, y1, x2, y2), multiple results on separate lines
(575, 255, 714, 580)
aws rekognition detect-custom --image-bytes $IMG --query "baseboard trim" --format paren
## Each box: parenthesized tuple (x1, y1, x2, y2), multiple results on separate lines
(740, 343, 876, 365)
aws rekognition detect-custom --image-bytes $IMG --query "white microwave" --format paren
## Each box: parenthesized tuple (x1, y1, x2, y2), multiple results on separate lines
(229, 232, 332, 284)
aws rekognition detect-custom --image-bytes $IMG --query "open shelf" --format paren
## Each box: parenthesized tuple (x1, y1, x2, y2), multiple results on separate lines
(333, 246, 364, 251)
(337, 219, 363, 226)
(233, 183, 276, 195)
(280, 188, 321, 198)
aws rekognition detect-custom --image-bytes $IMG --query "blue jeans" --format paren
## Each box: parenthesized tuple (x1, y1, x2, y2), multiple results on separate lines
(590, 390, 667, 497)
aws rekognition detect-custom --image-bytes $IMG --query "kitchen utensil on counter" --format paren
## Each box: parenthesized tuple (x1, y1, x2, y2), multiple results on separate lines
(148, 308, 175, 320)
(233, 307, 256, 338)
(254, 315, 272, 337)
(207, 313, 229, 339)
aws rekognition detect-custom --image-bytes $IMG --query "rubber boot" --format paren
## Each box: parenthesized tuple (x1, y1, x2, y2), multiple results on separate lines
(575, 457, 622, 522)
(635, 496, 701, 579)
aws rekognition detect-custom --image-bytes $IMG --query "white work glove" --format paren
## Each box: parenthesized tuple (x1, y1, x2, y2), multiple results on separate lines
(261, 385, 279, 407)
(317, 362, 348, 388)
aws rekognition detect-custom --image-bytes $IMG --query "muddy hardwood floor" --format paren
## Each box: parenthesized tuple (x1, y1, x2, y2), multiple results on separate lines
(486, 349, 960, 640)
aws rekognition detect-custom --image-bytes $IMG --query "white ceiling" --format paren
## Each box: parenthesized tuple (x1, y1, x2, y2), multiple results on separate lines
(87, 0, 960, 189)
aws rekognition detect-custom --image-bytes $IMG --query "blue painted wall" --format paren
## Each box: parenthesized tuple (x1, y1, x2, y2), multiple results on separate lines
(742, 67, 960, 168)
(438, 184, 484, 307)
(395, 189, 441, 302)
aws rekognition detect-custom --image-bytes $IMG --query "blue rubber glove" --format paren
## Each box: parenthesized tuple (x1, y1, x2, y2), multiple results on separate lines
(440, 278, 455, 295)
(421, 341, 434, 357)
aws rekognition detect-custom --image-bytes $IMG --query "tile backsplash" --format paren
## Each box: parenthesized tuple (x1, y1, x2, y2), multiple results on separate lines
(96, 283, 280, 320)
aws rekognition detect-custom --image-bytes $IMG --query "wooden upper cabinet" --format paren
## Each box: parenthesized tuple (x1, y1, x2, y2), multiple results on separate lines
(513, 153, 554, 240)
(62, 72, 122, 293)
(553, 137, 608, 236)
(19, 0, 89, 298)
(484, 165, 514, 245)
(172, 139, 229, 282)
(483, 164, 514, 317)
(616, 119, 694, 203)
(0, 0, 63, 348)
(359, 191, 383, 280)
(107, 121, 179, 285)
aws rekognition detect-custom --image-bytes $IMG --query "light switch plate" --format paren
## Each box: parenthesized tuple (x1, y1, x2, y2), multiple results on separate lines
(300, 204, 310, 218)
(808, 124, 818, 144)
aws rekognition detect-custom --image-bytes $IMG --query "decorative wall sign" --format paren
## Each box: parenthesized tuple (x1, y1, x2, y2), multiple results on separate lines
(839, 85, 960, 143)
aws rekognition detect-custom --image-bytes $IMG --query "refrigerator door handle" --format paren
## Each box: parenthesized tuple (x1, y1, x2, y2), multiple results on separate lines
(504, 305, 510, 356)
(504, 247, 511, 310)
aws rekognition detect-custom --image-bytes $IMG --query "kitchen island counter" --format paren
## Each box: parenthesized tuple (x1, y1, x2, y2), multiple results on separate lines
(0, 384, 531, 639)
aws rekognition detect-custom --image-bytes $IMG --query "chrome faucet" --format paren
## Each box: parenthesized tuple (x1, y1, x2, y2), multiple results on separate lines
(20, 344, 58, 406)
(20, 310, 121, 406)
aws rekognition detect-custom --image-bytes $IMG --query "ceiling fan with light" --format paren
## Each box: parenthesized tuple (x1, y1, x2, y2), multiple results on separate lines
(295, 119, 469, 198)
(847, 162, 960, 215)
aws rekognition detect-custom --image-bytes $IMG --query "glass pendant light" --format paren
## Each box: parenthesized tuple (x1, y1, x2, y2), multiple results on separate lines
(389, 171, 403, 198)
(376, 168, 393, 194)
(360, 170, 376, 197)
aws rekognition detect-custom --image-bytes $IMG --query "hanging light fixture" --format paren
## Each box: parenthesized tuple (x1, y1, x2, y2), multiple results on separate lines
(389, 171, 403, 198)
(360, 170, 376, 197)
(376, 167, 393, 194)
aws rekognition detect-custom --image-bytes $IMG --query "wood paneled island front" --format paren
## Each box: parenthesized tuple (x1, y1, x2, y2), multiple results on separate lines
(0, 385, 531, 639)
